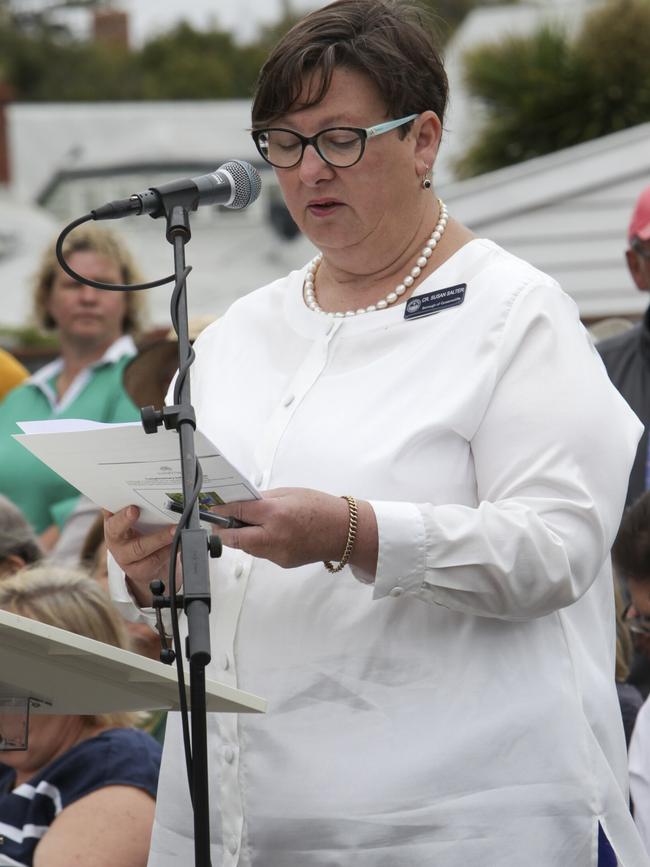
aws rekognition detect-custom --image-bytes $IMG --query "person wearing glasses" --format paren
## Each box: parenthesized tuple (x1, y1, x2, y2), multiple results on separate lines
(598, 185, 650, 507)
(104, 1, 646, 864)
(0, 567, 162, 867)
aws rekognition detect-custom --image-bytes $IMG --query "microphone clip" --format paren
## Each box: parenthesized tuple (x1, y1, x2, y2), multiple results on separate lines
(150, 579, 179, 665)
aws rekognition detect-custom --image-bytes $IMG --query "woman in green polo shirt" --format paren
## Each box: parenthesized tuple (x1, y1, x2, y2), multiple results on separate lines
(0, 225, 146, 549)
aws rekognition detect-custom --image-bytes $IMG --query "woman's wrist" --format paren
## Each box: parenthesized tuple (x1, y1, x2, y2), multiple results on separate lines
(322, 496, 378, 579)
(323, 496, 359, 573)
(125, 573, 153, 609)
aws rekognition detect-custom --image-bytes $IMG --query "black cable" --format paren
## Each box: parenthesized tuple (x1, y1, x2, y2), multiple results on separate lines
(56, 211, 208, 818)
(168, 460, 204, 802)
(166, 255, 209, 805)
(169, 263, 196, 405)
(55, 214, 179, 292)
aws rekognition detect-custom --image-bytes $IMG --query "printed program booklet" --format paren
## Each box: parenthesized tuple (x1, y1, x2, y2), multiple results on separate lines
(14, 419, 261, 531)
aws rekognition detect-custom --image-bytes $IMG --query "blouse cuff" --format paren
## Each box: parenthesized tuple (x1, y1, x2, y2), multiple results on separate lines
(368, 500, 427, 599)
(106, 551, 160, 628)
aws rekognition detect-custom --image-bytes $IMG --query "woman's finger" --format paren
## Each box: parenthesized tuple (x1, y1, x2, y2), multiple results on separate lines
(104, 506, 176, 574)
(103, 505, 140, 542)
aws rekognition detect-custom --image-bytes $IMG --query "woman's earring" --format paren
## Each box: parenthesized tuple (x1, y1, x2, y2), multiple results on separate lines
(422, 165, 432, 190)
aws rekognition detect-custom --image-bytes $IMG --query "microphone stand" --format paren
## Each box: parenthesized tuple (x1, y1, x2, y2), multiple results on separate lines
(144, 199, 216, 867)
(56, 164, 261, 866)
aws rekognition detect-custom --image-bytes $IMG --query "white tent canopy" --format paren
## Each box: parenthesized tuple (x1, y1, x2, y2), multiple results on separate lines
(439, 122, 650, 319)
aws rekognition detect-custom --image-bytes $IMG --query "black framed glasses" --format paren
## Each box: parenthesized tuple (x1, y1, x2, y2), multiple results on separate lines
(251, 113, 418, 169)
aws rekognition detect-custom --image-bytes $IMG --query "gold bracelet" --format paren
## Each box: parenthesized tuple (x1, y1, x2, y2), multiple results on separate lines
(324, 495, 358, 574)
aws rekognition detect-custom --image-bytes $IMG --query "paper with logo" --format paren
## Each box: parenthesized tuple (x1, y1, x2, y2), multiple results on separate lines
(14, 419, 261, 531)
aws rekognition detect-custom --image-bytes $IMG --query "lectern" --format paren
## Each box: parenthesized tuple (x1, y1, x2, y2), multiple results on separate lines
(0, 607, 265, 718)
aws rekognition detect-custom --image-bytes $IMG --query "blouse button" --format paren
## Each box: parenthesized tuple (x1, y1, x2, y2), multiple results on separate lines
(389, 586, 404, 598)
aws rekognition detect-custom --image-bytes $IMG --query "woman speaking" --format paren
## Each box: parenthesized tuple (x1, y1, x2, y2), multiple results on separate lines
(106, 1, 646, 864)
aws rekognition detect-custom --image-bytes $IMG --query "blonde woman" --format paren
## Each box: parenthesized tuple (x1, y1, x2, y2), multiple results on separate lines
(0, 567, 161, 867)
(0, 225, 146, 550)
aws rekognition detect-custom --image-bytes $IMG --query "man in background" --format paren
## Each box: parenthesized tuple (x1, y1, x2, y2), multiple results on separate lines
(598, 185, 650, 506)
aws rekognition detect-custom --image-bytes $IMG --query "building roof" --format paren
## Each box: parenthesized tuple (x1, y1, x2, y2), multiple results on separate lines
(7, 100, 258, 205)
(0, 191, 58, 330)
(439, 121, 650, 318)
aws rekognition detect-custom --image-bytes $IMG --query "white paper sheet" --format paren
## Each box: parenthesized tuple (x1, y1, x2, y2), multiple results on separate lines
(14, 419, 261, 531)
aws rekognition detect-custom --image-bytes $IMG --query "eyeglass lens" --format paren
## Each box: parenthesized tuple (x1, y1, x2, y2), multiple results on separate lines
(259, 129, 364, 168)
(627, 616, 650, 635)
(623, 602, 650, 634)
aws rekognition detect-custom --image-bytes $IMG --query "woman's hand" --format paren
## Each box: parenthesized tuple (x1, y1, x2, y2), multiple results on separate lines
(209, 488, 378, 575)
(103, 506, 176, 607)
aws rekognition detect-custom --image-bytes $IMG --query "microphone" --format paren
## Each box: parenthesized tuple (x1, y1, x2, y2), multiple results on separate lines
(91, 160, 262, 221)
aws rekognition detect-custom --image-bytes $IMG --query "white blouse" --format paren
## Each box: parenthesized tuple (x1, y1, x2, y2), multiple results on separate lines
(110, 239, 647, 866)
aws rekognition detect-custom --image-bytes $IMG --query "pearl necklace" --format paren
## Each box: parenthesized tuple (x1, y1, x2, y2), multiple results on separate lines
(303, 199, 448, 317)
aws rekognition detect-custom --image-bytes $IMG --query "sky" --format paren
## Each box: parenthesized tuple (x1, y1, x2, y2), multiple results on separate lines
(120, 0, 323, 45)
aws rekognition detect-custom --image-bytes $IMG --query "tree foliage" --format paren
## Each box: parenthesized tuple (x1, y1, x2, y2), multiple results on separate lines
(0, 0, 493, 102)
(455, 0, 650, 178)
(416, 0, 513, 43)
(136, 24, 266, 100)
(0, 20, 268, 101)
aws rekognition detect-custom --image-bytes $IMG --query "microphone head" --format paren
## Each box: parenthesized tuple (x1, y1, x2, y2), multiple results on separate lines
(221, 160, 262, 210)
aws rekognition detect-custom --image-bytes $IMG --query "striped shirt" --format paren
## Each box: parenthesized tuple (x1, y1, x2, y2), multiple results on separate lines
(0, 728, 161, 866)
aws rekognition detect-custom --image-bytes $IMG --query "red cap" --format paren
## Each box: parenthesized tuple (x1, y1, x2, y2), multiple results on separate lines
(629, 185, 650, 243)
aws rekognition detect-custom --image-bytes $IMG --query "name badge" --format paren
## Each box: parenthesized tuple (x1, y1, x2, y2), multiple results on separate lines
(403, 283, 466, 321)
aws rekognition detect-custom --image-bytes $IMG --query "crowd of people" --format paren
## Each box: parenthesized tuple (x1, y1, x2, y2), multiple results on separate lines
(0, 222, 165, 865)
(0, 568, 161, 867)
(0, 1, 649, 865)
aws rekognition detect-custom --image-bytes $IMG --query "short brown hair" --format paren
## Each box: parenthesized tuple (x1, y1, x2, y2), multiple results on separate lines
(33, 223, 147, 335)
(612, 491, 650, 582)
(251, 0, 448, 132)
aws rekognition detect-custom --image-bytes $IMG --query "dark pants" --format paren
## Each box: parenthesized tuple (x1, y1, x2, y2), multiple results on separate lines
(598, 824, 617, 867)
